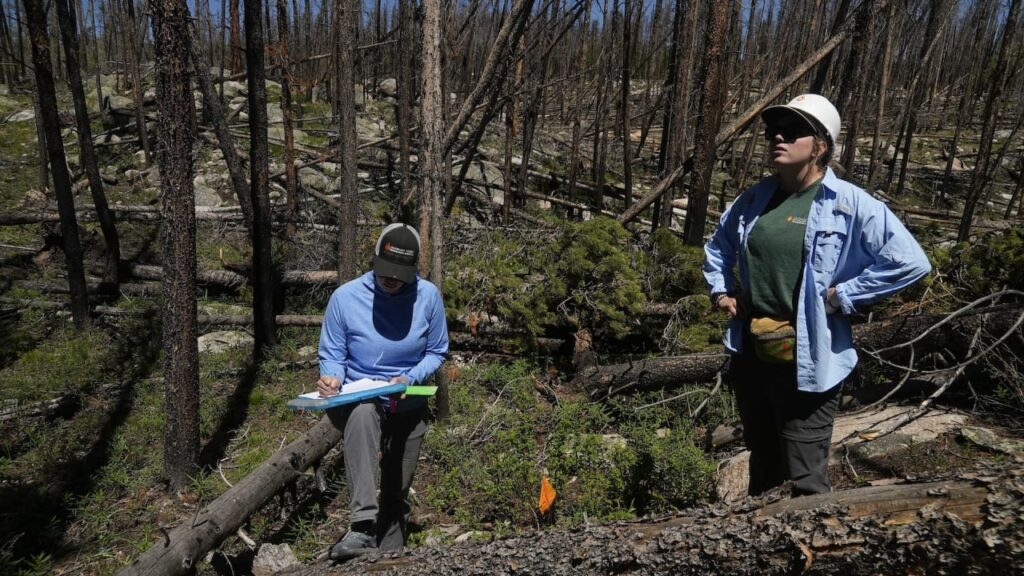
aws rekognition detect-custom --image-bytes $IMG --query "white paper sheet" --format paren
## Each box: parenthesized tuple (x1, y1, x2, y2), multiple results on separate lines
(299, 378, 395, 399)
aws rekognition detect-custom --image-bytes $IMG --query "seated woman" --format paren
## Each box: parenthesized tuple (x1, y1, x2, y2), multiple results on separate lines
(317, 223, 449, 560)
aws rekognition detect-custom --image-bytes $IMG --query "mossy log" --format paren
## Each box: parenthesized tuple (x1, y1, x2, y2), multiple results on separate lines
(574, 305, 1023, 399)
(117, 414, 343, 576)
(282, 467, 1024, 576)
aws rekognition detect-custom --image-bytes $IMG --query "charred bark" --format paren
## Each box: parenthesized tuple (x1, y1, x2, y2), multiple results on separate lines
(334, 0, 357, 282)
(22, 0, 89, 328)
(186, 20, 255, 232)
(152, 0, 200, 491)
(245, 0, 278, 353)
(289, 469, 1024, 576)
(54, 0, 121, 285)
(681, 0, 729, 246)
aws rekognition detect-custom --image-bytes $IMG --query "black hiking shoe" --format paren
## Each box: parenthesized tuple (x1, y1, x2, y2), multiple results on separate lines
(329, 528, 377, 562)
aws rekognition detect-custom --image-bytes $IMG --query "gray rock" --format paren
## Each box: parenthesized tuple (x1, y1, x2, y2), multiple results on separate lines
(961, 426, 1024, 455)
(266, 103, 283, 124)
(134, 150, 148, 169)
(378, 78, 398, 97)
(299, 166, 331, 192)
(453, 530, 491, 544)
(221, 80, 248, 99)
(295, 345, 318, 362)
(228, 96, 248, 113)
(994, 129, 1013, 141)
(197, 331, 254, 355)
(105, 94, 134, 111)
(194, 175, 222, 207)
(252, 543, 300, 576)
(7, 109, 35, 122)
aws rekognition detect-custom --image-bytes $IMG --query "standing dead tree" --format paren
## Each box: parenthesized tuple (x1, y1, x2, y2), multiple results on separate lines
(22, 0, 89, 328)
(186, 21, 255, 232)
(54, 0, 121, 285)
(151, 0, 200, 491)
(619, 0, 892, 226)
(958, 0, 1022, 241)
(335, 0, 358, 282)
(681, 0, 729, 246)
(245, 0, 278, 353)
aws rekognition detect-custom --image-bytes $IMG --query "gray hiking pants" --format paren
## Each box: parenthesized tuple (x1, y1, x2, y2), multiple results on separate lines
(730, 349, 841, 497)
(330, 401, 427, 551)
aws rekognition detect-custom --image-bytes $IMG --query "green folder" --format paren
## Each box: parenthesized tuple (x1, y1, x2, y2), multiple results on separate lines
(403, 386, 438, 396)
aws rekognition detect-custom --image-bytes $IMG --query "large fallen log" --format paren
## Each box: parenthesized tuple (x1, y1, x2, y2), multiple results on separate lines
(117, 414, 343, 576)
(574, 305, 1024, 399)
(283, 467, 1024, 576)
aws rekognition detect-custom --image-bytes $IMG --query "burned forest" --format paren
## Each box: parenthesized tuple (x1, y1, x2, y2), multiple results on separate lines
(1, 0, 1023, 574)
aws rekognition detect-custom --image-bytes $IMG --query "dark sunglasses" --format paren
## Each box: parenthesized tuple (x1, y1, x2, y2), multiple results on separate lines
(763, 122, 817, 143)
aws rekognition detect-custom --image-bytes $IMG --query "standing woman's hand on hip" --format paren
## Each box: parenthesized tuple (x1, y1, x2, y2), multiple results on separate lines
(716, 293, 743, 319)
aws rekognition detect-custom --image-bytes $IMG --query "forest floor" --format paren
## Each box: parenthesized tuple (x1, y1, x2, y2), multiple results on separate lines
(1, 80, 1022, 576)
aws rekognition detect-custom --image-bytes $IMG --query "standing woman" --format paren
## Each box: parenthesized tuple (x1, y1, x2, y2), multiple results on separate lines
(318, 223, 449, 559)
(703, 94, 931, 497)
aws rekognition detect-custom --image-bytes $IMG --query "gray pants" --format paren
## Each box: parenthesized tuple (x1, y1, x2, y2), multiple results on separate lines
(329, 401, 427, 551)
(730, 350, 841, 497)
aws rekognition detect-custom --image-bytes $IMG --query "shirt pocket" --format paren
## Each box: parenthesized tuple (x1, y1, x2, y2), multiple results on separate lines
(811, 221, 847, 274)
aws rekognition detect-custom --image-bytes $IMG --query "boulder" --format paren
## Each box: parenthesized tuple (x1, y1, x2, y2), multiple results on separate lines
(378, 77, 398, 97)
(228, 96, 248, 113)
(716, 405, 968, 502)
(7, 109, 35, 122)
(299, 167, 331, 192)
(266, 103, 283, 124)
(221, 80, 248, 99)
(252, 543, 300, 576)
(197, 330, 255, 355)
(105, 94, 134, 111)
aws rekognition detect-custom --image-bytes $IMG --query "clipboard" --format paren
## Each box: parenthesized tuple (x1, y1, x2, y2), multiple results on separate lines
(287, 381, 407, 411)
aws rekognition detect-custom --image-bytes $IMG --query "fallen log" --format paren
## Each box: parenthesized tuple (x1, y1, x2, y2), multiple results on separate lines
(283, 467, 1024, 576)
(574, 305, 1024, 399)
(117, 414, 344, 576)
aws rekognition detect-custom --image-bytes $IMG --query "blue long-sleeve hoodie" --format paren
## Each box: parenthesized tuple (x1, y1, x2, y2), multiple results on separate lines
(319, 271, 449, 412)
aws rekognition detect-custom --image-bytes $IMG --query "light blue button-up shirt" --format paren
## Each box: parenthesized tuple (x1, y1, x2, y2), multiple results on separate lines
(703, 168, 932, 392)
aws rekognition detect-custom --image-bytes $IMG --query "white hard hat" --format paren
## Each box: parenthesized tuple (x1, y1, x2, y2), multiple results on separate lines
(761, 94, 841, 146)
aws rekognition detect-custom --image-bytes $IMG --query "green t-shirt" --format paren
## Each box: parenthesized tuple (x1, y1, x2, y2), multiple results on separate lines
(746, 177, 822, 320)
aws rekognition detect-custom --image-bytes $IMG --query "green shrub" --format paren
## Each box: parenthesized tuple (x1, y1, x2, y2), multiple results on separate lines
(444, 218, 647, 346)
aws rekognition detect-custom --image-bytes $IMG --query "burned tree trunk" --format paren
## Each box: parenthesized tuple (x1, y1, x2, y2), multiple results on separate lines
(186, 21, 255, 232)
(55, 0, 121, 285)
(574, 305, 1023, 400)
(119, 0, 152, 165)
(396, 0, 416, 213)
(151, 0, 200, 491)
(300, 469, 1024, 576)
(335, 0, 357, 282)
(229, 0, 242, 72)
(117, 415, 344, 576)
(277, 0, 299, 238)
(22, 0, 89, 328)
(958, 0, 1021, 241)
(681, 0, 729, 246)
(245, 0, 278, 352)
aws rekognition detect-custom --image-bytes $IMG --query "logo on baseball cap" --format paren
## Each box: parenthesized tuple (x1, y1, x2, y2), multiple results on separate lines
(373, 223, 420, 284)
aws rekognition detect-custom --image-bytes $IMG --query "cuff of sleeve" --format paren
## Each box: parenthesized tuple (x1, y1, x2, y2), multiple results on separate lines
(835, 284, 857, 315)
(319, 362, 346, 379)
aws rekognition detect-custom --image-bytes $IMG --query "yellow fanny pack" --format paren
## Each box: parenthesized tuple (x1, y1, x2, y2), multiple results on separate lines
(749, 317, 796, 364)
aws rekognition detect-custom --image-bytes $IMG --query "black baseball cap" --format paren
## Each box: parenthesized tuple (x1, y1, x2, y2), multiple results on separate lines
(373, 223, 420, 284)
